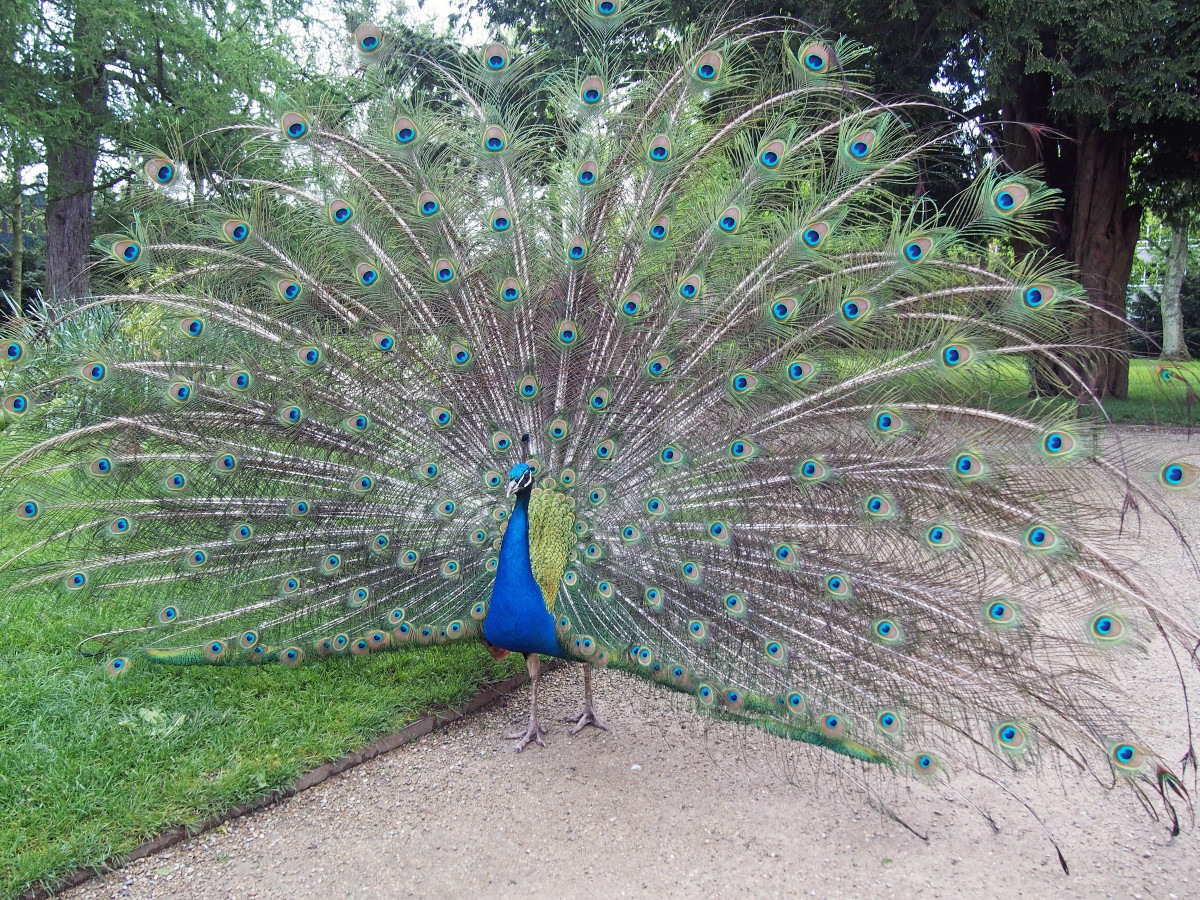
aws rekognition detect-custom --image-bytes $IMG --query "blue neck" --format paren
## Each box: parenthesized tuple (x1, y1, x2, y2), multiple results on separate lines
(482, 490, 563, 657)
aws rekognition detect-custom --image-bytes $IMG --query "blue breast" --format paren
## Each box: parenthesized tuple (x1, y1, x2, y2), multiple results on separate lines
(482, 490, 564, 658)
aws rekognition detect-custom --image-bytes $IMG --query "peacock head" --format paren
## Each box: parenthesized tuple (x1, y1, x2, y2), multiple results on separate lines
(506, 462, 535, 497)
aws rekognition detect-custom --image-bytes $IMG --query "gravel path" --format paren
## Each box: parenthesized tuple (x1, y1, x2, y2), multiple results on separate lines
(65, 432, 1200, 899)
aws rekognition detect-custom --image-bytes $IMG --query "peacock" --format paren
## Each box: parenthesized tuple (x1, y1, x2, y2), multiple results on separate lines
(2, 2, 1198, 851)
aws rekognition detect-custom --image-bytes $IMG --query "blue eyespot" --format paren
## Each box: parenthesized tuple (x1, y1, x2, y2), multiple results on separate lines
(943, 346, 960, 365)
(397, 127, 414, 142)
(578, 170, 595, 184)
(650, 146, 668, 160)
(850, 140, 869, 158)
(805, 53, 825, 71)
(904, 241, 924, 261)
(719, 215, 737, 231)
(761, 149, 779, 167)
(842, 300, 861, 319)
(803, 228, 822, 246)
(996, 191, 1015, 210)
(698, 63, 715, 79)
(650, 224, 666, 239)
(5, 342, 23, 361)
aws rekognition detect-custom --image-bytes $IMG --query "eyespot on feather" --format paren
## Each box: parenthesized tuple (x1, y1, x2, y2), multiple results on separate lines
(728, 371, 759, 395)
(677, 273, 702, 300)
(1109, 742, 1150, 774)
(490, 206, 513, 232)
(328, 199, 354, 225)
(4, 393, 31, 415)
(845, 129, 876, 161)
(226, 370, 252, 391)
(280, 112, 309, 140)
(576, 160, 599, 186)
(498, 277, 522, 303)
(939, 342, 974, 368)
(647, 214, 670, 241)
(992, 182, 1030, 214)
(353, 24, 382, 54)
(482, 42, 509, 70)
(144, 157, 177, 185)
(993, 721, 1030, 755)
(1160, 462, 1197, 488)
(694, 51, 722, 81)
(482, 125, 508, 152)
(1021, 283, 1058, 309)
(394, 116, 418, 144)
(757, 139, 786, 170)
(647, 134, 672, 163)
(111, 240, 141, 263)
(222, 219, 251, 243)
(768, 296, 798, 324)
(800, 221, 829, 249)
(579, 76, 605, 105)
(356, 263, 379, 286)
(716, 205, 741, 233)
(799, 41, 834, 74)
(840, 295, 871, 322)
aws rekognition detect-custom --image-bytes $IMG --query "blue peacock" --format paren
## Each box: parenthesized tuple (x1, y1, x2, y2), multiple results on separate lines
(2, 3, 1198, 844)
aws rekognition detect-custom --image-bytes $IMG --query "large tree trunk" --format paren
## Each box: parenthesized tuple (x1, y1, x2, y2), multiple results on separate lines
(44, 139, 98, 304)
(10, 164, 22, 309)
(43, 6, 107, 308)
(1160, 219, 1192, 361)
(1068, 125, 1138, 399)
(1002, 77, 1138, 399)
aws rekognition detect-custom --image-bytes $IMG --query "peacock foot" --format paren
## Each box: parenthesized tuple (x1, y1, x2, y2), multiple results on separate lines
(505, 718, 547, 751)
(562, 706, 607, 735)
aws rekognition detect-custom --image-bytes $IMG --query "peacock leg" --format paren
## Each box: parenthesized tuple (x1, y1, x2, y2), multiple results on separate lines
(563, 665, 607, 735)
(505, 653, 547, 751)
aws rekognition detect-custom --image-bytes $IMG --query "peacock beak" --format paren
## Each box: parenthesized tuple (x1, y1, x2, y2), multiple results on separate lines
(506, 478, 520, 497)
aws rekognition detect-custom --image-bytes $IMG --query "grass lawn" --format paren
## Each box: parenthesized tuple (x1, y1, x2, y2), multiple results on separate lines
(0, 354, 1194, 897)
(0, 574, 521, 897)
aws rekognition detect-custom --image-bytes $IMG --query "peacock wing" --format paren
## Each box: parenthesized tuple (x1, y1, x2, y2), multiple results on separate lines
(527, 486, 576, 612)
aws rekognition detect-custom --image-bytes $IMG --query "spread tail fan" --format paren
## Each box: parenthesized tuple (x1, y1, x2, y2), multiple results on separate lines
(2, 5, 1196, 845)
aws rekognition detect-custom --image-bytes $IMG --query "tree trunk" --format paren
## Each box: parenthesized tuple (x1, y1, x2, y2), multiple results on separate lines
(1160, 219, 1192, 361)
(43, 5, 107, 308)
(1002, 76, 1138, 400)
(10, 164, 22, 309)
(1067, 124, 1139, 399)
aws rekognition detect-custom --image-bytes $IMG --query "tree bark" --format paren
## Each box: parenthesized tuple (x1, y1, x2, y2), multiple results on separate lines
(1002, 76, 1138, 400)
(43, 4, 107, 307)
(1160, 219, 1192, 361)
(10, 163, 22, 309)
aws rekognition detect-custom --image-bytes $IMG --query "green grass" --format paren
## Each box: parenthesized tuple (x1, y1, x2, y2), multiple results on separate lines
(1, 354, 1195, 898)
(1091, 359, 1198, 426)
(937, 357, 1199, 427)
(0, 577, 521, 897)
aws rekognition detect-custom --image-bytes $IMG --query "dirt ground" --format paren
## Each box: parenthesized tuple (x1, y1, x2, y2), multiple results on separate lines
(64, 432, 1200, 899)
